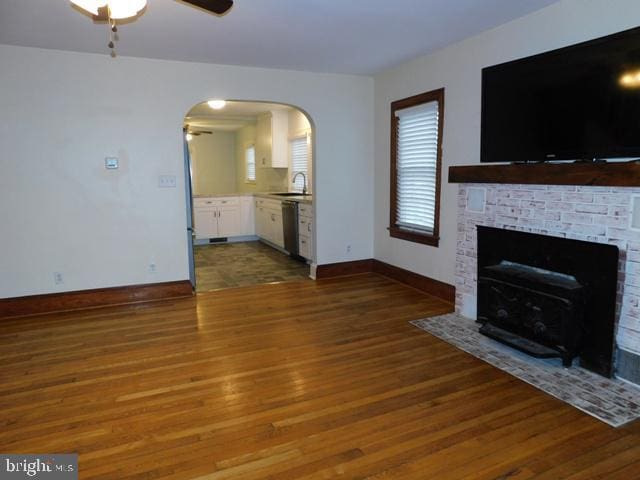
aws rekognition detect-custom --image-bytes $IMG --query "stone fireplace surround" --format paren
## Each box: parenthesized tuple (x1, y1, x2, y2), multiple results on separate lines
(455, 182, 640, 386)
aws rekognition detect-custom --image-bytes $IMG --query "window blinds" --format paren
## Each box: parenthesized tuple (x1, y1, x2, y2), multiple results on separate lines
(246, 145, 256, 182)
(395, 101, 439, 233)
(290, 136, 309, 192)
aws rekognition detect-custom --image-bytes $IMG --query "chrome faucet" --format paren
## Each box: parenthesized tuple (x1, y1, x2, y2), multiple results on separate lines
(292, 172, 308, 195)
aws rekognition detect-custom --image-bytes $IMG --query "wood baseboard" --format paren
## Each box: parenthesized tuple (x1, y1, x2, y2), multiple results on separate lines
(315, 258, 455, 303)
(372, 260, 455, 304)
(0, 280, 193, 319)
(315, 259, 375, 279)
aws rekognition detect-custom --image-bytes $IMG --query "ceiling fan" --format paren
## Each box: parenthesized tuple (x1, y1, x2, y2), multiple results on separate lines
(184, 126, 213, 141)
(69, 1, 234, 56)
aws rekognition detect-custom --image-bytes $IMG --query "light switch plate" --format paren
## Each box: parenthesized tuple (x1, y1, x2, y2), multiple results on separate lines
(158, 175, 177, 188)
(105, 157, 119, 169)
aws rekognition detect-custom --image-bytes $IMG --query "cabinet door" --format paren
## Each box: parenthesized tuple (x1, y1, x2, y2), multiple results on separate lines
(270, 110, 289, 168)
(193, 207, 217, 239)
(240, 197, 255, 236)
(256, 206, 267, 239)
(270, 210, 284, 248)
(217, 206, 241, 237)
(299, 234, 311, 260)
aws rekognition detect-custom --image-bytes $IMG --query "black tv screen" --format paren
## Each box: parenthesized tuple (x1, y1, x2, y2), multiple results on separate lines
(481, 26, 640, 163)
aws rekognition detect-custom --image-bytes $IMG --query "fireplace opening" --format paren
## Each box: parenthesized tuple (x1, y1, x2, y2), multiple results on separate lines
(477, 226, 619, 377)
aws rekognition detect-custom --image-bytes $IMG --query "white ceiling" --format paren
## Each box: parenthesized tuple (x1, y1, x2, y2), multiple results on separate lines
(0, 0, 559, 74)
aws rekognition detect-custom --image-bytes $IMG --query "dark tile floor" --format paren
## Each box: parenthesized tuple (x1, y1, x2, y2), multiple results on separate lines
(194, 241, 310, 292)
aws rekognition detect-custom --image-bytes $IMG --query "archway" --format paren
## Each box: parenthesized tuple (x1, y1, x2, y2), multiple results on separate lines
(182, 100, 316, 292)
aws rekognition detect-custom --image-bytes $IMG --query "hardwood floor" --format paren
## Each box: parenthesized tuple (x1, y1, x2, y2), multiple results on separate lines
(1, 273, 638, 479)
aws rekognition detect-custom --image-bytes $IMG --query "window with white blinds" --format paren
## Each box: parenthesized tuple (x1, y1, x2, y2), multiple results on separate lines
(245, 145, 256, 183)
(390, 88, 443, 246)
(290, 135, 309, 193)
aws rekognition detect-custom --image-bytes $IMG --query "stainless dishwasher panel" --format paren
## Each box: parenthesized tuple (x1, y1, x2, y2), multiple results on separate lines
(281, 200, 299, 256)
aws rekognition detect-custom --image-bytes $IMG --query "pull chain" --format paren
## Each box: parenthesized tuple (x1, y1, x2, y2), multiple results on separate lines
(107, 6, 118, 58)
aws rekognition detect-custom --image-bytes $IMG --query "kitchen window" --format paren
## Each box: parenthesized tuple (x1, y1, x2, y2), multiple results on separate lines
(290, 134, 310, 193)
(389, 88, 444, 247)
(245, 145, 256, 183)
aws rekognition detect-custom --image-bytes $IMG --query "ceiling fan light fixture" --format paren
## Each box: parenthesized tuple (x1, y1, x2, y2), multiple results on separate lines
(69, 0, 107, 16)
(70, 0, 146, 19)
(107, 0, 147, 19)
(207, 100, 227, 110)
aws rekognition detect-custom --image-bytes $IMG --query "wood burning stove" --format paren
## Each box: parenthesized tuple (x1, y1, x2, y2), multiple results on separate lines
(476, 226, 619, 377)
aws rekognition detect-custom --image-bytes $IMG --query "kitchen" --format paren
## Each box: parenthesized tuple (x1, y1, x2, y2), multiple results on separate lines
(185, 101, 313, 291)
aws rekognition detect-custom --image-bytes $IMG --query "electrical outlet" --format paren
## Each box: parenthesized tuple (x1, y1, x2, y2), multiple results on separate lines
(148, 263, 157, 274)
(158, 175, 177, 188)
(346, 245, 352, 253)
(53, 272, 64, 285)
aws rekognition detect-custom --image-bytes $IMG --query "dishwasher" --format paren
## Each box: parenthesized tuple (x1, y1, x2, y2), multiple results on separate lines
(281, 200, 301, 258)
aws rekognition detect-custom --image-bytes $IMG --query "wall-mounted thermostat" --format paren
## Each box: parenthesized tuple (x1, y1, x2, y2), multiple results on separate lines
(105, 157, 119, 169)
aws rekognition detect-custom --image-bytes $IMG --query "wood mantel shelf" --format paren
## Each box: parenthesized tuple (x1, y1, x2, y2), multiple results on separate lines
(448, 161, 640, 187)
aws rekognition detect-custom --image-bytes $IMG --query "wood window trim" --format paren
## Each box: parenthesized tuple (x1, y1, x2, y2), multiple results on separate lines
(389, 88, 444, 248)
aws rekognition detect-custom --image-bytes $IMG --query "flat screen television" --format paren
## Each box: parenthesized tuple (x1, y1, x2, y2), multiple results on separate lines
(481, 26, 640, 163)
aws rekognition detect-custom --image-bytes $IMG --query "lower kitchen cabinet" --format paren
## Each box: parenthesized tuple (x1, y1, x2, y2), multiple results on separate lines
(298, 203, 313, 261)
(255, 198, 285, 248)
(193, 196, 252, 240)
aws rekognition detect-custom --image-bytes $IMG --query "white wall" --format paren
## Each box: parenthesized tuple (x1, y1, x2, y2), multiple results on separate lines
(0, 45, 374, 298)
(189, 131, 236, 196)
(373, 0, 640, 286)
(234, 123, 290, 194)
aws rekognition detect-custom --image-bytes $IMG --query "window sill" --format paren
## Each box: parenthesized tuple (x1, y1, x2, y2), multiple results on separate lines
(389, 226, 439, 247)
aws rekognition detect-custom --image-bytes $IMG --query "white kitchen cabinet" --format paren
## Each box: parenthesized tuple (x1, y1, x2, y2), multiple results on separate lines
(255, 111, 289, 169)
(193, 207, 217, 239)
(240, 196, 255, 236)
(254, 197, 285, 248)
(194, 196, 251, 239)
(217, 205, 241, 237)
(298, 203, 313, 261)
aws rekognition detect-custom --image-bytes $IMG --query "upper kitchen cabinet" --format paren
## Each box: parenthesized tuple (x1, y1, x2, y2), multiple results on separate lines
(256, 110, 289, 169)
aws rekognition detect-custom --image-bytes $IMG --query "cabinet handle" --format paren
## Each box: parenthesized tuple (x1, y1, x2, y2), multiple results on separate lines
(308, 223, 311, 232)
(271, 214, 276, 221)
(222, 201, 227, 204)
(301, 240, 306, 244)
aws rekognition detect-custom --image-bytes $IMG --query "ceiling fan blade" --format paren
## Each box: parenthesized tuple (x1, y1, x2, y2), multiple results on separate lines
(180, 0, 234, 16)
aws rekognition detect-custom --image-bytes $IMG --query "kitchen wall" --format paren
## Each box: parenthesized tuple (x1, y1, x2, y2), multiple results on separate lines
(189, 130, 236, 196)
(373, 0, 640, 287)
(234, 123, 289, 194)
(289, 109, 311, 137)
(0, 45, 374, 298)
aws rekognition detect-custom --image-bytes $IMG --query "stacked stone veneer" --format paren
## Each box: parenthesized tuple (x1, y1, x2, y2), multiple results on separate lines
(455, 183, 640, 383)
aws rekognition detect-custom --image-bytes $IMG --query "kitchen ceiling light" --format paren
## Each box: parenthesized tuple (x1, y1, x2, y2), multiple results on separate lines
(208, 100, 227, 110)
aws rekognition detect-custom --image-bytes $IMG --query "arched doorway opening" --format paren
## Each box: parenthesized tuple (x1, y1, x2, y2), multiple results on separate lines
(182, 100, 315, 292)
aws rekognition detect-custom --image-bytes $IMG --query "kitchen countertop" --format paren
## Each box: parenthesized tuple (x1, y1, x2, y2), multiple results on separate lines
(253, 193, 313, 205)
(193, 192, 312, 205)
